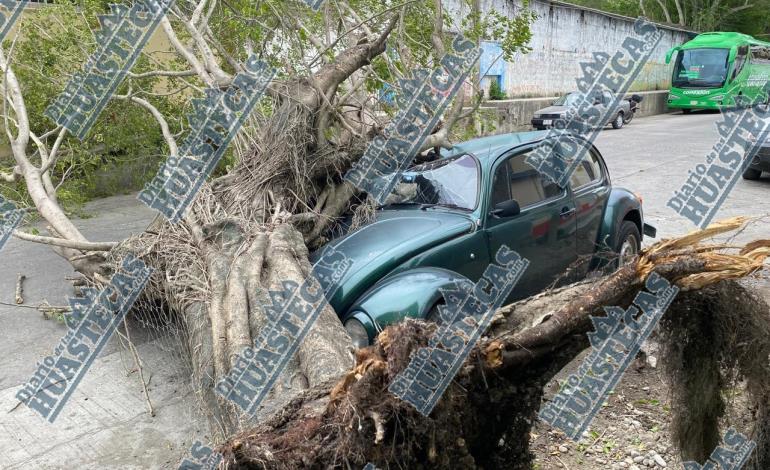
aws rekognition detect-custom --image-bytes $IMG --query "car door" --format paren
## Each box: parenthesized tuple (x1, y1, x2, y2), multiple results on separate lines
(484, 148, 578, 302)
(602, 90, 615, 123)
(569, 147, 610, 277)
(583, 91, 607, 129)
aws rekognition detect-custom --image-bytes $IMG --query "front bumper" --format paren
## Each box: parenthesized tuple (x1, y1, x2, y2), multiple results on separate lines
(667, 91, 731, 110)
(532, 118, 556, 129)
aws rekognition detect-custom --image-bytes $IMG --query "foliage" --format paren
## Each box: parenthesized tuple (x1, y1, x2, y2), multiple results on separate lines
(488, 78, 507, 100)
(458, 3, 535, 62)
(569, 0, 770, 36)
(1, 0, 535, 214)
(1, 1, 189, 212)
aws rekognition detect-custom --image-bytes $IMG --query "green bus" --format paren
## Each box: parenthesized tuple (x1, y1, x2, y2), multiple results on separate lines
(665, 32, 770, 112)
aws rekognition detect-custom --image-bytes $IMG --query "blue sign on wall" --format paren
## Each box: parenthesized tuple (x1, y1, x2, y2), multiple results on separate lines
(479, 41, 506, 86)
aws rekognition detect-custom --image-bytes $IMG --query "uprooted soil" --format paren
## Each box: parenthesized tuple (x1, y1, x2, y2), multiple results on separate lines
(530, 276, 770, 470)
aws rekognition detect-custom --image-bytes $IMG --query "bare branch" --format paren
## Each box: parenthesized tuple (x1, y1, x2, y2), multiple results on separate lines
(127, 69, 197, 79)
(431, 0, 446, 59)
(0, 166, 20, 182)
(655, 0, 673, 23)
(160, 16, 215, 86)
(13, 230, 118, 251)
(113, 94, 179, 157)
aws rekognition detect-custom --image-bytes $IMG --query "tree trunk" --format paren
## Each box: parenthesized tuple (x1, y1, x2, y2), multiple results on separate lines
(213, 231, 770, 468)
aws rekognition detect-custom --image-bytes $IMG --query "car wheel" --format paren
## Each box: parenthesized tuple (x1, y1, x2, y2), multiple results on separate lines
(426, 303, 443, 323)
(611, 113, 624, 129)
(614, 221, 641, 267)
(743, 167, 762, 180)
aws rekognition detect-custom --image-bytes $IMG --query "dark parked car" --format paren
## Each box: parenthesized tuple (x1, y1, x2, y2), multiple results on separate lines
(532, 91, 635, 130)
(744, 134, 770, 180)
(312, 131, 656, 347)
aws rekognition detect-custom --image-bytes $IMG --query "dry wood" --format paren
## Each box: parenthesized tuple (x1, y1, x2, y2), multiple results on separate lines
(14, 273, 24, 304)
(215, 221, 770, 469)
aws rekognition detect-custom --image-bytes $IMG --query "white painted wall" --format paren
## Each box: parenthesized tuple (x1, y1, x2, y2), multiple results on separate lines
(445, 0, 694, 97)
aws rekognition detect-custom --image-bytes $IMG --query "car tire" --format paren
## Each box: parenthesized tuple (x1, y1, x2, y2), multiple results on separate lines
(426, 303, 443, 323)
(743, 167, 762, 180)
(614, 221, 641, 268)
(611, 113, 624, 129)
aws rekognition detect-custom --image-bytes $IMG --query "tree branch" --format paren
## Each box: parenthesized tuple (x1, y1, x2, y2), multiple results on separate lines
(13, 230, 118, 251)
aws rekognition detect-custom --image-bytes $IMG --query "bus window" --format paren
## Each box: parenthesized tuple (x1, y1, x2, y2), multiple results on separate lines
(732, 45, 748, 80)
(673, 48, 730, 88)
(750, 46, 770, 65)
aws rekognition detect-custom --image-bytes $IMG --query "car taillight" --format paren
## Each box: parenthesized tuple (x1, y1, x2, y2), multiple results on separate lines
(635, 192, 643, 204)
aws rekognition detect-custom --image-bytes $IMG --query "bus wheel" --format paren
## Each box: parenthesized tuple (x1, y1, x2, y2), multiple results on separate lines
(682, 109, 691, 114)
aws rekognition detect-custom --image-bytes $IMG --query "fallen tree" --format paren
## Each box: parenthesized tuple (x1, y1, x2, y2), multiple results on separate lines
(1, 2, 768, 469)
(218, 218, 770, 469)
(3, 0, 534, 439)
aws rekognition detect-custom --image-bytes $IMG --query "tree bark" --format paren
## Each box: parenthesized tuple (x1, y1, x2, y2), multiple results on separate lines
(215, 231, 770, 469)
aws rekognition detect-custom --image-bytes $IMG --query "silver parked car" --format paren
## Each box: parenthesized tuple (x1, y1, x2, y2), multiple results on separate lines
(531, 91, 640, 131)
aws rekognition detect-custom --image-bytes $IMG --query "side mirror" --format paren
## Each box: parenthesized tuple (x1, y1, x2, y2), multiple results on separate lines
(490, 199, 521, 218)
(593, 98, 602, 105)
(665, 46, 681, 65)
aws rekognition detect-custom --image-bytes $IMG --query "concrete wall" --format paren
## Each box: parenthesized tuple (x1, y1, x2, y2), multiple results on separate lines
(472, 90, 670, 134)
(447, 0, 695, 98)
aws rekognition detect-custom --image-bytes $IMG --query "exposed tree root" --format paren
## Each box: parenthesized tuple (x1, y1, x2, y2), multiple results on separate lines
(214, 219, 770, 469)
(660, 279, 770, 469)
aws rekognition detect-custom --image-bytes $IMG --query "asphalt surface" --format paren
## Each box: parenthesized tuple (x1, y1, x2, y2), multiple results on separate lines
(0, 110, 768, 469)
(594, 110, 770, 244)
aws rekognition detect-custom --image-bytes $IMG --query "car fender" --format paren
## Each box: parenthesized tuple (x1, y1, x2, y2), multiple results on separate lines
(341, 267, 472, 341)
(596, 187, 643, 252)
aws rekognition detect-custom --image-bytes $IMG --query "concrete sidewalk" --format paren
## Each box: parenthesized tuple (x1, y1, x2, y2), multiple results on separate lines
(0, 194, 208, 469)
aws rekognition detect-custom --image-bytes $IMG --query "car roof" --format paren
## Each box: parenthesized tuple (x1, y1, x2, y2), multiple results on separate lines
(441, 130, 552, 162)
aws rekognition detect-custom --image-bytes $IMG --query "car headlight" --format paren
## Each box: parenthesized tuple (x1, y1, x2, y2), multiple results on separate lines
(667, 94, 677, 100)
(533, 114, 541, 119)
(344, 317, 370, 348)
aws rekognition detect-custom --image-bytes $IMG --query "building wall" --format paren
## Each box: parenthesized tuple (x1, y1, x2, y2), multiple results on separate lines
(447, 0, 695, 98)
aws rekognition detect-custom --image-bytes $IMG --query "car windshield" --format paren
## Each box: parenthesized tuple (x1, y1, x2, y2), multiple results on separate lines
(381, 154, 479, 211)
(672, 48, 730, 88)
(553, 92, 584, 106)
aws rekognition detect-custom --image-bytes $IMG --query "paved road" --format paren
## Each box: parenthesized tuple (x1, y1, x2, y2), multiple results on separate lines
(595, 110, 770, 244)
(0, 110, 768, 469)
(0, 196, 208, 469)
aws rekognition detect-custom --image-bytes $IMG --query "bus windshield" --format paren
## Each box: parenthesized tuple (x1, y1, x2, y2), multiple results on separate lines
(673, 48, 730, 88)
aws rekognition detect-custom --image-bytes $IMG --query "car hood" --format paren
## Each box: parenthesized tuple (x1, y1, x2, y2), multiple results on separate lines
(310, 209, 475, 313)
(535, 105, 567, 115)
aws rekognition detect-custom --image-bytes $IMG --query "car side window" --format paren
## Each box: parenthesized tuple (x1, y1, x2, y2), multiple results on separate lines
(491, 153, 563, 208)
(750, 46, 770, 65)
(569, 150, 603, 189)
(734, 45, 749, 78)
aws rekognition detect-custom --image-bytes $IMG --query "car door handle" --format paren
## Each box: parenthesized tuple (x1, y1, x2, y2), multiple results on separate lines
(560, 207, 576, 218)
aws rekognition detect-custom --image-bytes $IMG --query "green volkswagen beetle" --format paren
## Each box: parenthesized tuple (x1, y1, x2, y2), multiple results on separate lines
(312, 130, 656, 348)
